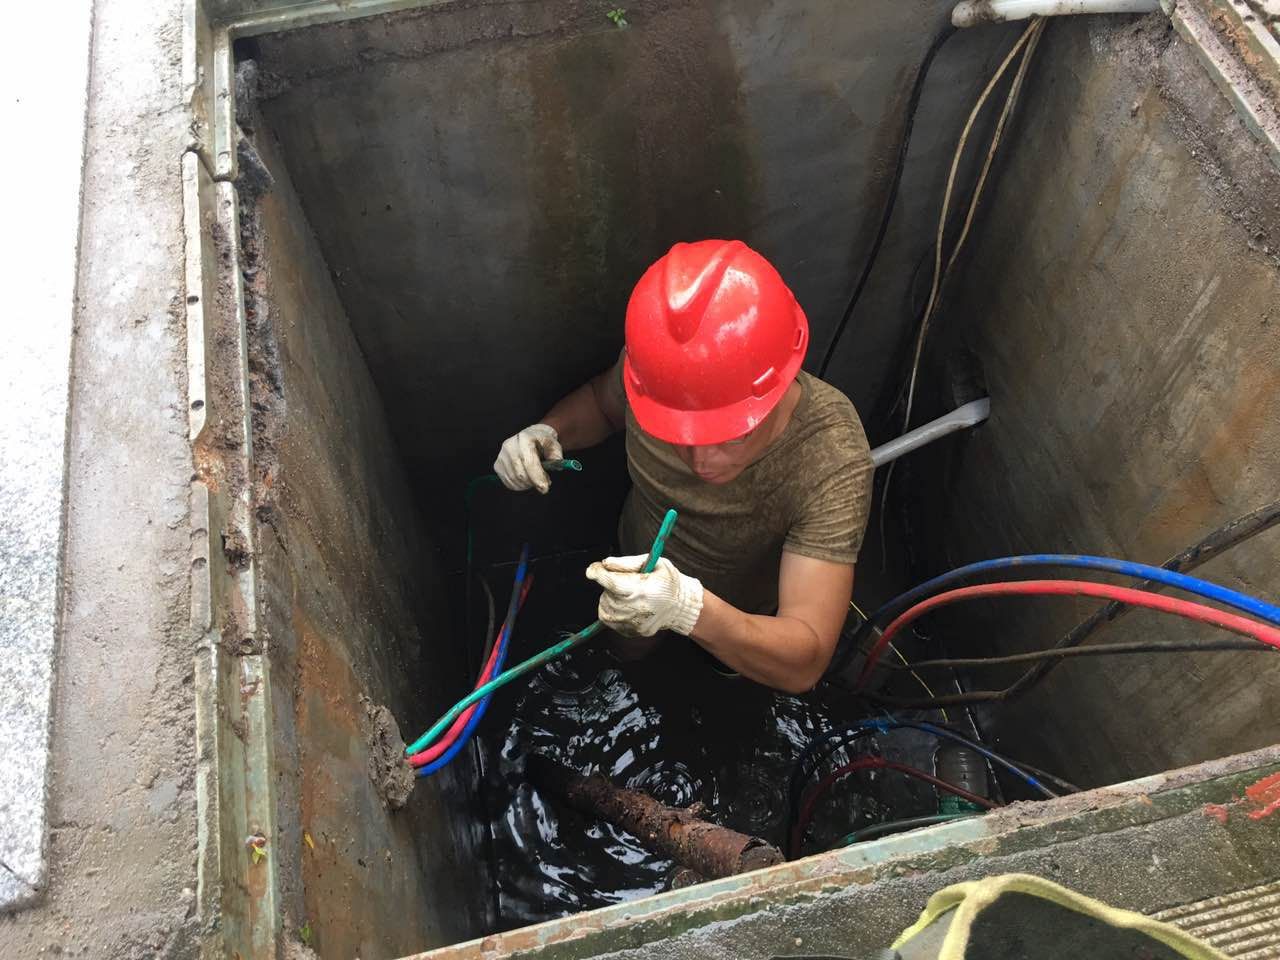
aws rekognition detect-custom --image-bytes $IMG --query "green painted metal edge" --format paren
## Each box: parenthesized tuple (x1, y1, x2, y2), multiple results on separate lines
(181, 152, 214, 446)
(213, 30, 238, 181)
(181, 0, 216, 177)
(184, 136, 282, 958)
(405, 745, 1280, 960)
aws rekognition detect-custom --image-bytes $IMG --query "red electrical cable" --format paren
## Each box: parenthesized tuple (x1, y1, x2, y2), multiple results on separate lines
(410, 578, 532, 767)
(790, 756, 998, 856)
(855, 579, 1280, 692)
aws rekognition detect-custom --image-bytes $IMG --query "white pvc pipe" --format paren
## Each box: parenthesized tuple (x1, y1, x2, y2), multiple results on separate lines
(951, 0, 1160, 28)
(870, 398, 991, 468)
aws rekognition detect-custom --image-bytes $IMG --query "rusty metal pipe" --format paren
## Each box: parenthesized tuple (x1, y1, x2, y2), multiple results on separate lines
(528, 757, 784, 880)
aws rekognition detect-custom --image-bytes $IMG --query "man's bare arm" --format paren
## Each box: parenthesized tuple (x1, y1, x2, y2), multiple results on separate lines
(689, 552, 853, 693)
(541, 354, 626, 450)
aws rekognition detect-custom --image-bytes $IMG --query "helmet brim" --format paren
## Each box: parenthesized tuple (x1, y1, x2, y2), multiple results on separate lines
(624, 348, 805, 447)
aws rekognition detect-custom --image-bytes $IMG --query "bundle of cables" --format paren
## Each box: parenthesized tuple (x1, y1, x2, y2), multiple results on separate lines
(405, 509, 679, 761)
(792, 519, 1280, 856)
(411, 544, 532, 777)
(850, 553, 1280, 696)
(785, 716, 1074, 858)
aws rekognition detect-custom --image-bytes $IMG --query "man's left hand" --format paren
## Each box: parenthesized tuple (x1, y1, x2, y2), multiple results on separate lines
(585, 555, 704, 638)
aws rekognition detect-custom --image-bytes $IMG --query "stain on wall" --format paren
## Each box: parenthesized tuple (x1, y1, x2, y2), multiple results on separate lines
(902, 15, 1280, 787)
(241, 102, 491, 956)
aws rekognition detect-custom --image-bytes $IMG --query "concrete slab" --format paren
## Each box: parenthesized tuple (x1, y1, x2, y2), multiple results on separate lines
(0, 0, 93, 913)
(0, 0, 203, 950)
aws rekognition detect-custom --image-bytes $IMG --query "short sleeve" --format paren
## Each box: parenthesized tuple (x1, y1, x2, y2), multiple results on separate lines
(613, 349, 628, 408)
(783, 447, 873, 565)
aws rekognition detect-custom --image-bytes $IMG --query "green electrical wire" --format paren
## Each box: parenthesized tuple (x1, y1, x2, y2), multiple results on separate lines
(467, 459, 582, 498)
(408, 507, 678, 757)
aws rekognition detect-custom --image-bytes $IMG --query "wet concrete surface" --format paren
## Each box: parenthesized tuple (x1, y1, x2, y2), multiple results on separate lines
(242, 98, 493, 955)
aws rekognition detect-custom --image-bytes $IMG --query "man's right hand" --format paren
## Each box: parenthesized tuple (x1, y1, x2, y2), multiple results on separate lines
(494, 424, 563, 493)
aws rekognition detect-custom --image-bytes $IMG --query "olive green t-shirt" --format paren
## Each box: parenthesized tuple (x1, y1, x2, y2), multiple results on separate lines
(616, 371, 874, 615)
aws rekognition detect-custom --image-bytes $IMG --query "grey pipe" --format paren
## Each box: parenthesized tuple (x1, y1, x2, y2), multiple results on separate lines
(870, 398, 991, 468)
(951, 0, 1160, 28)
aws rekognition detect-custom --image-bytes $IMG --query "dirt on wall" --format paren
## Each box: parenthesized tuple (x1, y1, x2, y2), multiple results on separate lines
(361, 696, 416, 810)
(521, 0, 759, 337)
(1105, 14, 1280, 265)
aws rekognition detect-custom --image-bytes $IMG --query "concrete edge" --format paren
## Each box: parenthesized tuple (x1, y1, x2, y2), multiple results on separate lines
(408, 744, 1280, 959)
(1168, 0, 1280, 171)
(219, 0, 449, 37)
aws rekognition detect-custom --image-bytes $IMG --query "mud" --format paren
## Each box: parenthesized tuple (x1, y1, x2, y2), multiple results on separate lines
(361, 696, 416, 811)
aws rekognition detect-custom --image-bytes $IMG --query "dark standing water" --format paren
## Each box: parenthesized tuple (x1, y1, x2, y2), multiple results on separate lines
(477, 556, 946, 929)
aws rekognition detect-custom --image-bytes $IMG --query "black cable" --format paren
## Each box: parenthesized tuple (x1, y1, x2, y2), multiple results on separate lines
(885, 637, 1270, 671)
(835, 496, 1280, 701)
(786, 718, 1068, 840)
(817, 26, 957, 379)
(786, 727, 877, 840)
(476, 574, 497, 667)
(1002, 497, 1280, 700)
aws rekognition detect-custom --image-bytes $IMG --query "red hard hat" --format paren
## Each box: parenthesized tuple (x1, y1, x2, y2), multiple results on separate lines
(623, 240, 809, 446)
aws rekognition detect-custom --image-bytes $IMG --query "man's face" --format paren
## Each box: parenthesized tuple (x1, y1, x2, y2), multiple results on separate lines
(669, 419, 774, 485)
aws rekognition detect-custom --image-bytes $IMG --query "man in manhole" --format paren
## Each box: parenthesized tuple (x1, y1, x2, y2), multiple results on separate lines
(493, 239, 872, 694)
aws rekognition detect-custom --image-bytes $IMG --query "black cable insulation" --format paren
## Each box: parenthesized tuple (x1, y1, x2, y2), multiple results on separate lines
(833, 497, 1280, 705)
(1002, 497, 1280, 699)
(817, 26, 957, 378)
(885, 637, 1270, 671)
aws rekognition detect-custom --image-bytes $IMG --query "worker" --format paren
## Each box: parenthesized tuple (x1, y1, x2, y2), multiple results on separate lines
(494, 240, 873, 694)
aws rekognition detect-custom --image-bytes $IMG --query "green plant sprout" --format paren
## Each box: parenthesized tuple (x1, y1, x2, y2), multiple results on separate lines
(606, 8, 628, 28)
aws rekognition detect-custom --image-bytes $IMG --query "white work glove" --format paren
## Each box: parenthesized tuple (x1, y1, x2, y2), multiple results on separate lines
(585, 554, 704, 638)
(494, 424, 563, 493)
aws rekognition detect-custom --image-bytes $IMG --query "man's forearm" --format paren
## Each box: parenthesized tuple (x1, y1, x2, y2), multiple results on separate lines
(541, 372, 623, 451)
(689, 590, 833, 694)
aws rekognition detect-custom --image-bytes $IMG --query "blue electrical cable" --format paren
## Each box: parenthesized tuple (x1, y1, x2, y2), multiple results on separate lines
(417, 545, 530, 778)
(864, 554, 1280, 627)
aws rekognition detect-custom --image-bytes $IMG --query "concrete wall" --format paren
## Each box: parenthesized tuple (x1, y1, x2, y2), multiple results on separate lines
(242, 106, 491, 956)
(246, 0, 1024, 521)
(243, 1, 1280, 791)
(903, 15, 1280, 788)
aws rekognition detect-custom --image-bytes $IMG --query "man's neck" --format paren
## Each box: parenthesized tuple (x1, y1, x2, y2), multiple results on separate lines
(752, 378, 804, 460)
